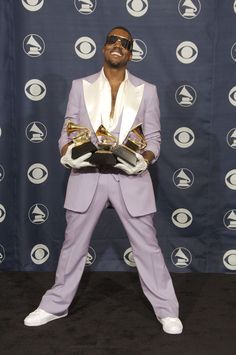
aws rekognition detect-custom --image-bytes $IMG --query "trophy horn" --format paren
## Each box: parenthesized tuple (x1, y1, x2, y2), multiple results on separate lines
(66, 121, 81, 135)
(96, 124, 117, 144)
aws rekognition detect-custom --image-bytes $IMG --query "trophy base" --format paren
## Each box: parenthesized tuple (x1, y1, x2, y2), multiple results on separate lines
(89, 150, 117, 166)
(71, 142, 97, 159)
(113, 145, 137, 166)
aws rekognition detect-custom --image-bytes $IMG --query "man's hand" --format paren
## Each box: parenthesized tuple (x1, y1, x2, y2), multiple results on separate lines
(60, 143, 94, 169)
(115, 152, 148, 175)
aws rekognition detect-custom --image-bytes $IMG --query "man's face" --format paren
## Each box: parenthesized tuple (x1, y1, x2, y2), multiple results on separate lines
(103, 28, 133, 69)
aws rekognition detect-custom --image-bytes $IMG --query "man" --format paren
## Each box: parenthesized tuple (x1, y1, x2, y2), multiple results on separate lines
(24, 26, 183, 334)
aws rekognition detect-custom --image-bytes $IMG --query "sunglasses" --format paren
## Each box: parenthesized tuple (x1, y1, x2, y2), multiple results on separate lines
(105, 35, 133, 51)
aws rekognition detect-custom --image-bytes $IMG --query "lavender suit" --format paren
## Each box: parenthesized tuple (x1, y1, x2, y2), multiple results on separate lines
(39, 70, 179, 319)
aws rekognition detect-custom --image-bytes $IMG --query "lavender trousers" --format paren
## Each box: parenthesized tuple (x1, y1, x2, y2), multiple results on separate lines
(39, 173, 179, 319)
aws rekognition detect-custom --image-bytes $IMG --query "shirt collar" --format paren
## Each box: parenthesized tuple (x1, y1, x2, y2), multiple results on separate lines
(101, 68, 129, 83)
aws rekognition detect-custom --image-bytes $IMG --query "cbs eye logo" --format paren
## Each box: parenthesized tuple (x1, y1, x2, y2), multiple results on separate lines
(172, 208, 193, 228)
(228, 86, 236, 106)
(173, 127, 195, 148)
(75, 37, 96, 59)
(176, 41, 198, 64)
(0, 204, 6, 223)
(31, 244, 49, 265)
(25, 79, 46, 101)
(21, 0, 44, 11)
(126, 0, 148, 17)
(123, 247, 136, 267)
(223, 250, 236, 271)
(225, 169, 236, 190)
(27, 163, 48, 184)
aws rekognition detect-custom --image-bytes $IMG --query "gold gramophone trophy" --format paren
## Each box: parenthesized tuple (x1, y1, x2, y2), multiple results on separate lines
(89, 125, 117, 166)
(113, 124, 147, 166)
(66, 120, 97, 159)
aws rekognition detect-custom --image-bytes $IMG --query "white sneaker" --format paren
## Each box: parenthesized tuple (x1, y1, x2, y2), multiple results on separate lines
(24, 308, 68, 327)
(157, 317, 183, 334)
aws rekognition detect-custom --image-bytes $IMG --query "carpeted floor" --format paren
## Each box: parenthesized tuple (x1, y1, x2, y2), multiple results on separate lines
(0, 272, 236, 355)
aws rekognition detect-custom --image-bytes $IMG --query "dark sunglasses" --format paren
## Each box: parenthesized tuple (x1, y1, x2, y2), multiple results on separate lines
(105, 35, 133, 51)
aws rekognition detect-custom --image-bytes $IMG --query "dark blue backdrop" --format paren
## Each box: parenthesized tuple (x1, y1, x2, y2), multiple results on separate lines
(1, 0, 236, 273)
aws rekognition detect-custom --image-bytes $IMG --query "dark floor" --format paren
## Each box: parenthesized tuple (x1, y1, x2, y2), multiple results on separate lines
(0, 272, 236, 355)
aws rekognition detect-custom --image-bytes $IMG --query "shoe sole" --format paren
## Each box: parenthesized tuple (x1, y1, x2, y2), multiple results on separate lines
(24, 312, 68, 327)
(163, 328, 183, 335)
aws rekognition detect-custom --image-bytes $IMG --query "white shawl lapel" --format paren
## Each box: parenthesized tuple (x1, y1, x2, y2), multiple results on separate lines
(119, 80, 144, 144)
(82, 71, 144, 142)
(82, 75, 103, 133)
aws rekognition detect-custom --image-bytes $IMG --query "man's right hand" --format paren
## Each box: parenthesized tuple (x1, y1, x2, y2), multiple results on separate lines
(60, 143, 94, 169)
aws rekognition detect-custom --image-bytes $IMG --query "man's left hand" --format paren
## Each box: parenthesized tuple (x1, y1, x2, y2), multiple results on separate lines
(115, 152, 148, 175)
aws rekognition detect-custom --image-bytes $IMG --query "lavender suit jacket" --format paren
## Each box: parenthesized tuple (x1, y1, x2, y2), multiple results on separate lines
(58, 70, 161, 217)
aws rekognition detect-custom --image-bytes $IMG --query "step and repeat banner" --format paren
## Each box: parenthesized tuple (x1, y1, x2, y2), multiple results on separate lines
(1, 0, 236, 272)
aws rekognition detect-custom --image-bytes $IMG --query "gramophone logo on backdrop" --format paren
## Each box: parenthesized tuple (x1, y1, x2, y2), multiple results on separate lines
(173, 127, 195, 148)
(234, 0, 236, 14)
(175, 85, 197, 107)
(178, 0, 201, 19)
(85, 246, 96, 266)
(28, 204, 49, 224)
(228, 86, 236, 106)
(223, 250, 236, 271)
(131, 39, 147, 62)
(31, 244, 49, 265)
(173, 168, 194, 189)
(0, 165, 5, 182)
(176, 41, 198, 64)
(27, 163, 48, 184)
(230, 43, 236, 62)
(25, 79, 46, 101)
(225, 169, 236, 190)
(126, 0, 148, 17)
(226, 128, 236, 149)
(0, 204, 6, 223)
(74, 0, 97, 15)
(223, 210, 236, 230)
(25, 122, 47, 143)
(75, 37, 96, 59)
(0, 244, 6, 264)
(123, 247, 136, 267)
(172, 208, 193, 228)
(23, 34, 45, 57)
(171, 247, 192, 268)
(21, 0, 44, 11)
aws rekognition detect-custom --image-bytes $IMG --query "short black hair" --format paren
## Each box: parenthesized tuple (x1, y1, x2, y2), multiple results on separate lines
(108, 26, 133, 41)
